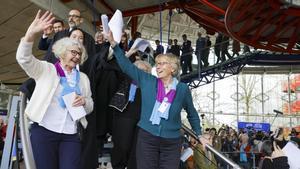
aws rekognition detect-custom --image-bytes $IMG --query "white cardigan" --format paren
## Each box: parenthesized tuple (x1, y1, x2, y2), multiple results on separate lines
(16, 39, 93, 125)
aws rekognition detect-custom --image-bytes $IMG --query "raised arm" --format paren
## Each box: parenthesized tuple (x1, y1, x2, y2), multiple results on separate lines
(16, 10, 55, 79)
(104, 31, 154, 86)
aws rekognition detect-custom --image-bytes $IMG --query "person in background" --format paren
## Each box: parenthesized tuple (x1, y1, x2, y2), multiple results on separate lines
(128, 31, 141, 49)
(195, 32, 206, 69)
(202, 36, 211, 67)
(166, 39, 173, 53)
(16, 10, 93, 169)
(120, 32, 129, 52)
(181, 34, 193, 74)
(38, 19, 65, 51)
(0, 118, 7, 160)
(171, 39, 181, 58)
(154, 39, 164, 59)
(106, 31, 207, 169)
(214, 33, 222, 64)
(259, 140, 289, 169)
(239, 133, 251, 169)
(221, 35, 232, 62)
(95, 31, 105, 53)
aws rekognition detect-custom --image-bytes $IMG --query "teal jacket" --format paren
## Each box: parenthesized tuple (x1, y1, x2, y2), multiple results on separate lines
(112, 45, 201, 138)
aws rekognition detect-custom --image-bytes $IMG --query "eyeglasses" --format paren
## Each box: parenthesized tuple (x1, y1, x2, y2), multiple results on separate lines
(68, 49, 82, 57)
(68, 14, 81, 18)
(155, 61, 171, 66)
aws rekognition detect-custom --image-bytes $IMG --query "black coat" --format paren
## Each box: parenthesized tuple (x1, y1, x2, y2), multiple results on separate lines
(89, 42, 122, 136)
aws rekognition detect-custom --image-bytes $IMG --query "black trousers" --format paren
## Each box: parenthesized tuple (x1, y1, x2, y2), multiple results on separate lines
(111, 115, 139, 169)
(136, 128, 181, 169)
(30, 123, 81, 169)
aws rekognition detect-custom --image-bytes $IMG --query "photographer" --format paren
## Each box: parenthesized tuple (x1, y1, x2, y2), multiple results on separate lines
(259, 140, 289, 169)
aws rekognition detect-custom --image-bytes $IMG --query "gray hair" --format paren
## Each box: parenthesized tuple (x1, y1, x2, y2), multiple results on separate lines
(155, 53, 181, 78)
(52, 37, 87, 65)
(134, 60, 152, 73)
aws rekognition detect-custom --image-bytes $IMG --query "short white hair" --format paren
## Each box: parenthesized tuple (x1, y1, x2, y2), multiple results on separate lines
(52, 37, 87, 65)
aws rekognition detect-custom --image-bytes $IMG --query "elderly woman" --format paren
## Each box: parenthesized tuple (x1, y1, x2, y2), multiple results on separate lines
(16, 10, 93, 169)
(106, 31, 204, 169)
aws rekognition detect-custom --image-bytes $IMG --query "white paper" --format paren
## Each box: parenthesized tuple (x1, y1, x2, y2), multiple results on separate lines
(101, 15, 109, 34)
(108, 9, 124, 43)
(130, 38, 150, 52)
(62, 92, 86, 121)
(282, 142, 300, 169)
(180, 147, 193, 162)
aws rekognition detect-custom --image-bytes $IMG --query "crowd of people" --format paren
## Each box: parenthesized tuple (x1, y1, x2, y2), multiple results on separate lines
(179, 124, 300, 169)
(153, 32, 251, 75)
(14, 8, 299, 169)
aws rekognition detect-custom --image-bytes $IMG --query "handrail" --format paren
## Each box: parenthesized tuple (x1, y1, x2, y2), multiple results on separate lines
(19, 92, 36, 169)
(181, 124, 242, 169)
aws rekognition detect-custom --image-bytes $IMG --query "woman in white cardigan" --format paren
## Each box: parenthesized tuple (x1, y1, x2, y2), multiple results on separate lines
(16, 10, 93, 169)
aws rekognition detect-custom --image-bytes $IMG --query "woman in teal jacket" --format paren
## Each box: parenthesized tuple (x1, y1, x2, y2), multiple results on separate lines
(106, 32, 204, 169)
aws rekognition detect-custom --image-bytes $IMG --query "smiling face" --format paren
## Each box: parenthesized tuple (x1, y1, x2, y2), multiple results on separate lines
(61, 45, 82, 71)
(155, 55, 175, 79)
(70, 29, 84, 44)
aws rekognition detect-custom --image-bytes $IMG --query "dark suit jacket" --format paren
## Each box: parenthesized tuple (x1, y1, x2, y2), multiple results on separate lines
(38, 37, 52, 51)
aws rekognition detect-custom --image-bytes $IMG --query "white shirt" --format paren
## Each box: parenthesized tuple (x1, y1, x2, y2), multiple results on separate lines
(40, 67, 78, 134)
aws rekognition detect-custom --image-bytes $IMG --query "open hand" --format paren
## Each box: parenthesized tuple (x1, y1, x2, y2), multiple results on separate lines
(24, 10, 55, 42)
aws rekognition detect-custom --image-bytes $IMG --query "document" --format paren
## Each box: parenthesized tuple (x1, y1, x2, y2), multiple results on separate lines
(101, 14, 109, 34)
(108, 9, 124, 43)
(62, 92, 86, 121)
(130, 38, 150, 52)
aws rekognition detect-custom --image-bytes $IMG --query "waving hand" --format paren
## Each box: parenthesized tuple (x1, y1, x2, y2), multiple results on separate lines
(24, 10, 55, 42)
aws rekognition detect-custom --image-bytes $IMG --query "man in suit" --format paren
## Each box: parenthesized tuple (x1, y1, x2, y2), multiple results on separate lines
(171, 39, 180, 57)
(38, 19, 64, 51)
(181, 34, 193, 74)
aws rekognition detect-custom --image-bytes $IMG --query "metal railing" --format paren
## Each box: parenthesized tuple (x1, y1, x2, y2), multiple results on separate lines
(19, 92, 36, 169)
(181, 124, 242, 169)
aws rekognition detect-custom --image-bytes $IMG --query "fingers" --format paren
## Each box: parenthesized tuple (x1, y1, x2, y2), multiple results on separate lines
(40, 11, 50, 21)
(72, 95, 85, 107)
(35, 10, 41, 20)
(45, 12, 54, 23)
